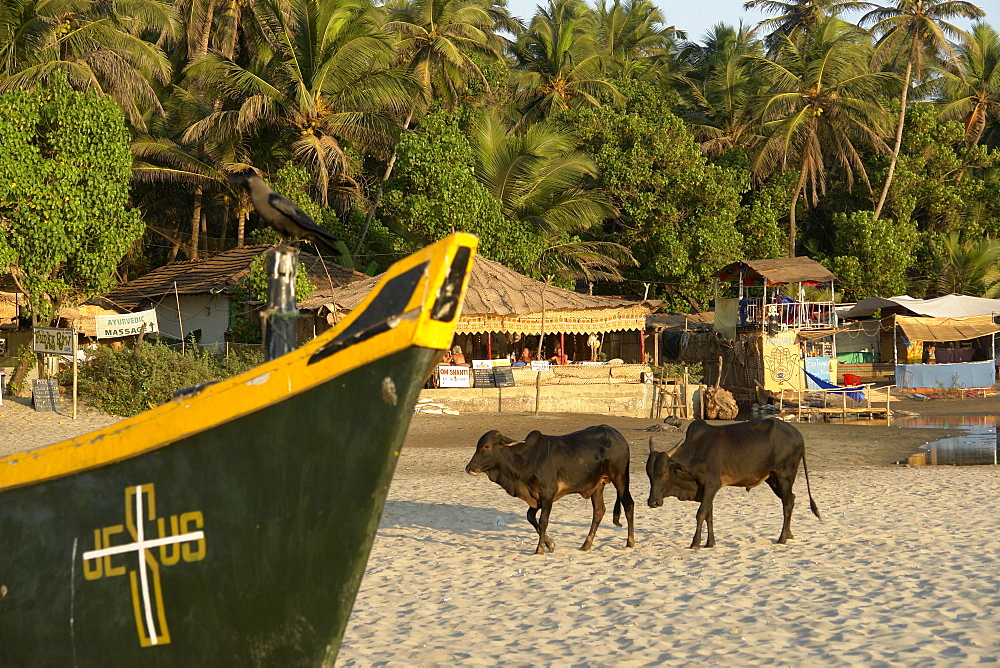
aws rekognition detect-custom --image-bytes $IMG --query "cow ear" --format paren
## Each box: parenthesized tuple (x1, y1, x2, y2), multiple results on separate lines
(670, 460, 695, 481)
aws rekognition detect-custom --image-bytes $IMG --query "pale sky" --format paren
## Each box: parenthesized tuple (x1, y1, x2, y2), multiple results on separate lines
(503, 0, 998, 45)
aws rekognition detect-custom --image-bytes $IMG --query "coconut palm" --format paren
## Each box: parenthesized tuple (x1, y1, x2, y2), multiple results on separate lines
(386, 0, 515, 108)
(354, 0, 515, 254)
(594, 0, 682, 75)
(470, 110, 614, 236)
(675, 22, 767, 155)
(860, 0, 985, 220)
(0, 0, 179, 129)
(935, 22, 1000, 146)
(511, 0, 620, 122)
(744, 0, 876, 49)
(935, 232, 1000, 296)
(752, 16, 894, 256)
(184, 0, 413, 206)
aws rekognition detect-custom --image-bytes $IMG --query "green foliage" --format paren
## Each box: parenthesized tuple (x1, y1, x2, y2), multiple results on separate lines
(380, 109, 546, 271)
(74, 342, 264, 416)
(736, 173, 793, 260)
(8, 344, 36, 397)
(0, 76, 144, 321)
(226, 255, 314, 344)
(827, 211, 918, 300)
(883, 104, 1000, 236)
(570, 80, 744, 307)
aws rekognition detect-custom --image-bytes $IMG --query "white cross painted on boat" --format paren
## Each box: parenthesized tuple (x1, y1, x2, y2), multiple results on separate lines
(82, 485, 205, 646)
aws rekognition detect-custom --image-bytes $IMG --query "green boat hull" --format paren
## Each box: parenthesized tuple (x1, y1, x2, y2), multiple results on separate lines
(0, 345, 435, 665)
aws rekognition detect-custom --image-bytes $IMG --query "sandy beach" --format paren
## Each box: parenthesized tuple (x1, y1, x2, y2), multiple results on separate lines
(2, 395, 998, 665)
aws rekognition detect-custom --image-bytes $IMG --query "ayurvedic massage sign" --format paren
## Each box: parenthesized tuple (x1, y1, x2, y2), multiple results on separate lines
(96, 309, 159, 339)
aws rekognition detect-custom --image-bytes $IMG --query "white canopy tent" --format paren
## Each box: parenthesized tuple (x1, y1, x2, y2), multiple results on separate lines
(838, 294, 1000, 320)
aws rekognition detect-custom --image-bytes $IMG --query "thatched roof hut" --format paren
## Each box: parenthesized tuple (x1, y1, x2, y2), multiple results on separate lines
(715, 257, 836, 286)
(302, 256, 653, 336)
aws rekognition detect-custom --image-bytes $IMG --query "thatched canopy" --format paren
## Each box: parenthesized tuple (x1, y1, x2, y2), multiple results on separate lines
(716, 257, 836, 286)
(892, 314, 1000, 343)
(302, 256, 653, 335)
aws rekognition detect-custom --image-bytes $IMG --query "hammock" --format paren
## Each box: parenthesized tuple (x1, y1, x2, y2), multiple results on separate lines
(803, 369, 866, 403)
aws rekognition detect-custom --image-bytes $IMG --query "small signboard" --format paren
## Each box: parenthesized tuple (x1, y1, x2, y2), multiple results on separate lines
(494, 366, 516, 388)
(472, 359, 493, 370)
(32, 378, 61, 412)
(33, 327, 75, 355)
(530, 360, 551, 371)
(438, 365, 472, 388)
(473, 367, 496, 388)
(96, 308, 159, 339)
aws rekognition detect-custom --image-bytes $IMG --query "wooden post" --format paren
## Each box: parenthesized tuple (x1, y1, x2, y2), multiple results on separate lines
(265, 247, 299, 362)
(683, 367, 689, 419)
(534, 367, 542, 416)
(842, 388, 847, 422)
(72, 330, 78, 420)
(174, 281, 185, 354)
(640, 329, 646, 364)
(886, 385, 892, 425)
(487, 331, 493, 359)
(797, 388, 802, 422)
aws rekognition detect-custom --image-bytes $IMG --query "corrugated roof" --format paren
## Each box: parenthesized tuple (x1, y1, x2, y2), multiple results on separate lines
(302, 255, 644, 316)
(95, 246, 364, 311)
(717, 257, 837, 285)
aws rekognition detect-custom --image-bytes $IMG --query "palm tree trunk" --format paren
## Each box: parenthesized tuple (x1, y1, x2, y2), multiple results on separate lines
(237, 206, 247, 248)
(353, 109, 415, 256)
(190, 186, 203, 260)
(789, 165, 809, 257)
(873, 54, 914, 221)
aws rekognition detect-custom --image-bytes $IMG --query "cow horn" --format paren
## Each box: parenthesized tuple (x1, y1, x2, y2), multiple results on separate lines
(648, 437, 656, 454)
(503, 440, 523, 447)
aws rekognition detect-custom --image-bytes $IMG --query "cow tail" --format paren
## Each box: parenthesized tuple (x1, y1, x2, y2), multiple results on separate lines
(802, 448, 821, 521)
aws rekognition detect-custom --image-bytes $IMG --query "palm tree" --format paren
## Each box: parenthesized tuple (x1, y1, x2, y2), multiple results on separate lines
(185, 0, 413, 206)
(386, 0, 514, 108)
(752, 16, 894, 256)
(744, 0, 876, 49)
(0, 0, 179, 129)
(675, 22, 767, 156)
(354, 0, 515, 254)
(861, 0, 985, 220)
(594, 0, 682, 75)
(469, 110, 615, 238)
(935, 232, 1000, 296)
(511, 0, 620, 122)
(935, 22, 1000, 146)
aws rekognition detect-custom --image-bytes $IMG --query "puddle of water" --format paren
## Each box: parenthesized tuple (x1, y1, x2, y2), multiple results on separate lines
(887, 415, 999, 466)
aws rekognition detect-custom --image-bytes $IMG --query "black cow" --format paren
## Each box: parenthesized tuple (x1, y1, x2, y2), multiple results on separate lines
(646, 418, 820, 549)
(466, 426, 636, 554)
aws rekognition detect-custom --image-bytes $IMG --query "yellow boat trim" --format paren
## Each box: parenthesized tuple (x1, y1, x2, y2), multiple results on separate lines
(0, 233, 478, 492)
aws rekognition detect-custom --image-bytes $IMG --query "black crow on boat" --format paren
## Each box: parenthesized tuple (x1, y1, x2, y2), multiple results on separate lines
(227, 171, 341, 256)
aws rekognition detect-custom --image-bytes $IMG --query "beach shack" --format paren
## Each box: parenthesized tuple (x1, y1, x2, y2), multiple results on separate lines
(89, 245, 363, 348)
(837, 294, 1000, 390)
(303, 256, 657, 415)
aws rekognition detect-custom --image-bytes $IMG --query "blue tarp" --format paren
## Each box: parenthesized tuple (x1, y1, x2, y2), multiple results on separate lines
(804, 356, 831, 389)
(803, 369, 866, 402)
(895, 360, 996, 389)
